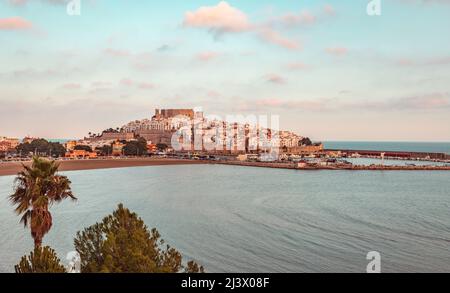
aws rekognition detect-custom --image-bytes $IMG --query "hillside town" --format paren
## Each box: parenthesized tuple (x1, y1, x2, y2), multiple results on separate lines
(0, 108, 323, 161)
(3, 108, 449, 169)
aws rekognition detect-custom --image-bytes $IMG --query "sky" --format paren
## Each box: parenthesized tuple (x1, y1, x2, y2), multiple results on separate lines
(1, 0, 450, 141)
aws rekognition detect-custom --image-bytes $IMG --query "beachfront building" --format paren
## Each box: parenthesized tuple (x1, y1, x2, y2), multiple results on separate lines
(0, 137, 20, 152)
(112, 141, 126, 156)
(65, 149, 98, 159)
(65, 140, 78, 151)
(279, 131, 303, 148)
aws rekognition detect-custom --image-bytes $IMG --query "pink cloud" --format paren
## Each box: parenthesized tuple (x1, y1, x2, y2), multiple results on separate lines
(183, 1, 251, 33)
(183, 2, 300, 51)
(323, 4, 336, 16)
(196, 51, 221, 61)
(7, 0, 69, 6)
(256, 98, 284, 107)
(339, 93, 450, 111)
(265, 74, 286, 84)
(266, 5, 336, 29)
(396, 93, 450, 109)
(287, 62, 309, 70)
(326, 47, 348, 56)
(258, 28, 301, 50)
(252, 93, 450, 112)
(8, 0, 28, 6)
(279, 10, 317, 26)
(0, 17, 32, 30)
(397, 58, 415, 66)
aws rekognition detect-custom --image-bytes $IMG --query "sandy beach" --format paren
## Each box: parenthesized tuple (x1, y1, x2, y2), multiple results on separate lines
(0, 158, 206, 177)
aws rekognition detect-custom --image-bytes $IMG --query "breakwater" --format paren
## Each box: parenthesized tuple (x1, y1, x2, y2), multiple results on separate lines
(326, 149, 450, 160)
(217, 161, 450, 171)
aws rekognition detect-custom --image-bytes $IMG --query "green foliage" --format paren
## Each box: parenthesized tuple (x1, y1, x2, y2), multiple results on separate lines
(16, 139, 66, 158)
(49, 143, 67, 157)
(15, 246, 66, 273)
(123, 138, 148, 156)
(102, 128, 120, 134)
(10, 157, 76, 247)
(299, 137, 312, 146)
(156, 143, 168, 151)
(74, 204, 204, 273)
(97, 144, 112, 156)
(74, 145, 93, 152)
(184, 260, 205, 273)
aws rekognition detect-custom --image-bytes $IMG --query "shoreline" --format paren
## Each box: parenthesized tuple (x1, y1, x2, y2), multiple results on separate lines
(1, 157, 450, 177)
(0, 158, 206, 177)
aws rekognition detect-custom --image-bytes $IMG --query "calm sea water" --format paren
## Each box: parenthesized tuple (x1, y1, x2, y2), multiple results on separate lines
(324, 141, 450, 154)
(0, 165, 449, 273)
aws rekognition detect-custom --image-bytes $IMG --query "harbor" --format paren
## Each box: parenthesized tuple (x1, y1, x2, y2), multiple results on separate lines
(217, 160, 450, 171)
(2, 148, 450, 176)
(218, 148, 450, 171)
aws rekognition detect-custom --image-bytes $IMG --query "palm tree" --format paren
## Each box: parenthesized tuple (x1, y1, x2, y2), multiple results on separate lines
(10, 157, 77, 248)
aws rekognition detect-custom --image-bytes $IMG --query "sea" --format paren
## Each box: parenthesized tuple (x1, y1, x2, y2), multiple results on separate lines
(324, 141, 450, 154)
(0, 164, 449, 273)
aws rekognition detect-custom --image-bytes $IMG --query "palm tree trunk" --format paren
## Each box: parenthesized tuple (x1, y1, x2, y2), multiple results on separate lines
(34, 235, 43, 248)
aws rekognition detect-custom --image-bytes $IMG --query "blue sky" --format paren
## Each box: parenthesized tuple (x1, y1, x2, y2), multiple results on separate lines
(1, 0, 450, 141)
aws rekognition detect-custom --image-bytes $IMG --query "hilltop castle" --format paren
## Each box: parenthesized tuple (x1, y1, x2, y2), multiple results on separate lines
(84, 108, 320, 154)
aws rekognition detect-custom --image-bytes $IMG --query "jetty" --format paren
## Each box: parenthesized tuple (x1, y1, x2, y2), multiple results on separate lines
(325, 149, 450, 161)
(217, 161, 450, 171)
